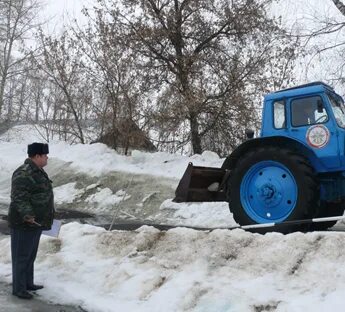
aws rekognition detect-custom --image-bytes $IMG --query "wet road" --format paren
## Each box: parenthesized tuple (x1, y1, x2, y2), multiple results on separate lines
(0, 282, 86, 312)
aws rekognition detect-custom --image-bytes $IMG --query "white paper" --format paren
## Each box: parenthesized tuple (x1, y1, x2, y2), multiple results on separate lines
(42, 219, 62, 238)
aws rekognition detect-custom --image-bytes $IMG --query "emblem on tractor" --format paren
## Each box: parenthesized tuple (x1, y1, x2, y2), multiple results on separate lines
(306, 125, 330, 148)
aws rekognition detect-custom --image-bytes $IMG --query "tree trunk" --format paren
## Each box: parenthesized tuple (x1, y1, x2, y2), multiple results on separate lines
(0, 73, 7, 117)
(189, 114, 202, 154)
(64, 88, 85, 144)
(332, 0, 345, 16)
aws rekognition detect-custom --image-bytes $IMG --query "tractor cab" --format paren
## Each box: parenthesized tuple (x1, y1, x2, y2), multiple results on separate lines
(262, 82, 343, 127)
(262, 82, 345, 171)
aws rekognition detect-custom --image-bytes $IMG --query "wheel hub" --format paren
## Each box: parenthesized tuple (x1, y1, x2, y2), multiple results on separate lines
(258, 183, 282, 206)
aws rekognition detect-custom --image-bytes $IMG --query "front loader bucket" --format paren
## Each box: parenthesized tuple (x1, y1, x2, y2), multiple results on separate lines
(173, 162, 229, 202)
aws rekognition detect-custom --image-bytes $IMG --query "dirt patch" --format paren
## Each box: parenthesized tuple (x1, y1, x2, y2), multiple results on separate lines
(254, 302, 280, 311)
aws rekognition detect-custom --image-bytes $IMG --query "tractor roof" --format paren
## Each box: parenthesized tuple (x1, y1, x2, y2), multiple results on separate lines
(265, 81, 334, 101)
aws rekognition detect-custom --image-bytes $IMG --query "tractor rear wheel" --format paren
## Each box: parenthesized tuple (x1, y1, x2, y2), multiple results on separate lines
(227, 147, 318, 233)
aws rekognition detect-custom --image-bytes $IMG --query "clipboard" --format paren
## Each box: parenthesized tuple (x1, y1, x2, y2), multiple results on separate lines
(42, 219, 62, 238)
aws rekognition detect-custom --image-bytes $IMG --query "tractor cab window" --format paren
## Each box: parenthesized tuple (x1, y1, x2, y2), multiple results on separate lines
(291, 96, 328, 127)
(273, 100, 285, 129)
(328, 93, 345, 128)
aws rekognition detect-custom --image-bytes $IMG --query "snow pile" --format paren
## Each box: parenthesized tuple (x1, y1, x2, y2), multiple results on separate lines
(3, 125, 345, 311)
(0, 125, 227, 221)
(0, 125, 223, 179)
(1, 223, 345, 311)
(160, 199, 234, 228)
(85, 188, 131, 211)
(54, 182, 84, 204)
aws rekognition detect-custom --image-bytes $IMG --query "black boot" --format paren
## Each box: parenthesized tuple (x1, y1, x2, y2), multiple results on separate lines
(13, 291, 33, 299)
(27, 284, 44, 291)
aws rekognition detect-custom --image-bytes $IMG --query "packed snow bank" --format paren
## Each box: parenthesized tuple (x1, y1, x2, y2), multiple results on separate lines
(2, 125, 345, 311)
(0, 125, 227, 223)
(159, 199, 235, 228)
(1, 223, 345, 312)
(0, 125, 223, 179)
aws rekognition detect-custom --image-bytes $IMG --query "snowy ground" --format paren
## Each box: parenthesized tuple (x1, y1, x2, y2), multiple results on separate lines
(1, 125, 345, 311)
(0, 125, 230, 227)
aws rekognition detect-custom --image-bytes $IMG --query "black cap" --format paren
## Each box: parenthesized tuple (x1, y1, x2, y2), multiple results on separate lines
(27, 143, 49, 157)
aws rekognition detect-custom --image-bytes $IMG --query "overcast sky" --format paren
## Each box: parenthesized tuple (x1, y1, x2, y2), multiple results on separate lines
(39, 0, 91, 31)
(39, 0, 344, 36)
(35, 0, 345, 87)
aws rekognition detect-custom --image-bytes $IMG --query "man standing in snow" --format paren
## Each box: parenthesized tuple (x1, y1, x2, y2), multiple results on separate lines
(8, 143, 54, 300)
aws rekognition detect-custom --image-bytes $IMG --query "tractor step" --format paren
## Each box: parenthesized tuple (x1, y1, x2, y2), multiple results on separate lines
(227, 215, 345, 231)
(102, 215, 345, 233)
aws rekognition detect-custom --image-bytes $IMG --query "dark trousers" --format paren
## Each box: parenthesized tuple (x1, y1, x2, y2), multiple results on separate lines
(10, 228, 42, 293)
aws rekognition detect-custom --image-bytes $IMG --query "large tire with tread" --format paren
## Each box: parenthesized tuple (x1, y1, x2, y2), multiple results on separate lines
(310, 201, 345, 231)
(227, 147, 319, 233)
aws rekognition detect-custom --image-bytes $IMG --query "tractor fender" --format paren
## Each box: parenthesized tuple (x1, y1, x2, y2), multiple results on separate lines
(221, 136, 323, 171)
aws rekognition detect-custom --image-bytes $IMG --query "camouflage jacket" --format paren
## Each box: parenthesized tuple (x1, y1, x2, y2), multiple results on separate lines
(8, 158, 54, 230)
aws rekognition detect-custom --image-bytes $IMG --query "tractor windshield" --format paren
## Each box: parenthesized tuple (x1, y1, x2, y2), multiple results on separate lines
(328, 93, 345, 128)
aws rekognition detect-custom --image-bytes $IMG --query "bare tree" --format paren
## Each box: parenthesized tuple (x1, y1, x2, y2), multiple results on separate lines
(292, 0, 345, 85)
(95, 0, 299, 154)
(332, 0, 345, 15)
(0, 0, 40, 119)
(34, 31, 90, 143)
(70, 8, 149, 153)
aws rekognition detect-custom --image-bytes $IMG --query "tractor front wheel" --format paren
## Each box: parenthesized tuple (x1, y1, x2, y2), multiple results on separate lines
(227, 147, 318, 233)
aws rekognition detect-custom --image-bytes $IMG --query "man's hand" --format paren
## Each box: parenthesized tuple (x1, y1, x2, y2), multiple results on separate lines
(23, 215, 41, 226)
(23, 215, 35, 224)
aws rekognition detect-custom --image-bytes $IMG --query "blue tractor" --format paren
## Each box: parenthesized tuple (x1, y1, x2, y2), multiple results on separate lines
(174, 82, 345, 232)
